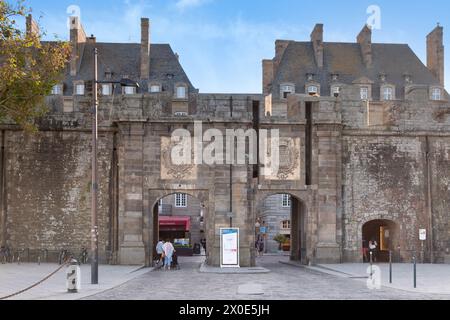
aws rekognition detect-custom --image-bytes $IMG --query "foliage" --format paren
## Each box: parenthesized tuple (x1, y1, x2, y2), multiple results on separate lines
(0, 0, 71, 132)
(273, 234, 288, 244)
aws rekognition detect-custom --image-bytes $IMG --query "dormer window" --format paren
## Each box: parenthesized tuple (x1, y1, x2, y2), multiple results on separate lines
(175, 85, 187, 99)
(382, 86, 395, 101)
(280, 84, 295, 99)
(124, 86, 136, 95)
(150, 84, 161, 93)
(102, 84, 111, 96)
(307, 85, 318, 95)
(360, 86, 369, 100)
(75, 83, 85, 96)
(331, 85, 340, 97)
(51, 85, 62, 95)
(431, 87, 442, 101)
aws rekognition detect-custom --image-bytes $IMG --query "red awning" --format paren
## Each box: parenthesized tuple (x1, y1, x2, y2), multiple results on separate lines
(159, 216, 191, 231)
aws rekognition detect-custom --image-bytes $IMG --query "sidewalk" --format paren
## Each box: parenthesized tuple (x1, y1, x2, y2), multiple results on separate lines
(0, 263, 152, 300)
(305, 263, 450, 295)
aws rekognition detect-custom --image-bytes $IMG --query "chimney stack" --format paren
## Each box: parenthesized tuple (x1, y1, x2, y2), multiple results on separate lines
(311, 24, 324, 68)
(69, 16, 86, 76)
(427, 24, 445, 86)
(26, 14, 40, 40)
(262, 59, 274, 95)
(357, 24, 372, 68)
(140, 18, 150, 80)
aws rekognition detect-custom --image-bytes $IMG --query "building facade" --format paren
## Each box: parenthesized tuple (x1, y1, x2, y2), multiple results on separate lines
(1, 16, 450, 266)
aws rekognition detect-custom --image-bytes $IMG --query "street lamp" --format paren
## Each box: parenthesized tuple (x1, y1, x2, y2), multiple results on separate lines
(91, 47, 139, 285)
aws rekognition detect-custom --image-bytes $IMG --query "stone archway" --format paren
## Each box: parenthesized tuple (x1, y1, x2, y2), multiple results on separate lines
(362, 219, 400, 263)
(145, 189, 210, 267)
(255, 191, 310, 265)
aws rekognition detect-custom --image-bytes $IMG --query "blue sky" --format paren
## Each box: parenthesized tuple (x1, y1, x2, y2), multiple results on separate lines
(23, 0, 450, 93)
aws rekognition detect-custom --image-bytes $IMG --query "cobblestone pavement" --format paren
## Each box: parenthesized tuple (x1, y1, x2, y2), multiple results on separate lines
(85, 256, 450, 300)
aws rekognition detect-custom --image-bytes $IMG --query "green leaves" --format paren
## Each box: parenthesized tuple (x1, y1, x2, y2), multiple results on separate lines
(0, 0, 71, 132)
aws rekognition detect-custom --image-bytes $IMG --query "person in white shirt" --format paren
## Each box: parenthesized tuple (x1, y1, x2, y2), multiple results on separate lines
(162, 240, 175, 270)
(156, 240, 165, 267)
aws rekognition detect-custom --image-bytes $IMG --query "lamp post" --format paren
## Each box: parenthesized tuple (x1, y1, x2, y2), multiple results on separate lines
(91, 47, 140, 285)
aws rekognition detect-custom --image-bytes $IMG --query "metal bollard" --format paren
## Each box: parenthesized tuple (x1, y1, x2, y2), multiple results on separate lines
(413, 255, 417, 288)
(389, 250, 393, 284)
(66, 259, 81, 293)
(369, 251, 373, 277)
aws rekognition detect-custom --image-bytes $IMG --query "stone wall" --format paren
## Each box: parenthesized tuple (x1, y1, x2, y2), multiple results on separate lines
(0, 130, 114, 262)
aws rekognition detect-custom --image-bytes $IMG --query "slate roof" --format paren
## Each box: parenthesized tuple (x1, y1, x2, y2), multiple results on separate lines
(51, 41, 195, 95)
(272, 41, 442, 100)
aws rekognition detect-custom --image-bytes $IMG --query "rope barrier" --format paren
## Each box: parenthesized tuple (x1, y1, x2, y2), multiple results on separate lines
(0, 259, 71, 300)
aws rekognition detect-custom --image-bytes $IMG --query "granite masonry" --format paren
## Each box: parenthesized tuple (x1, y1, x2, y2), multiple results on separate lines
(1, 16, 449, 267)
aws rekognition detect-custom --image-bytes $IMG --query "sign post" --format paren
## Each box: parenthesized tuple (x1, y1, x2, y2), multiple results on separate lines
(419, 229, 426, 263)
(220, 228, 240, 268)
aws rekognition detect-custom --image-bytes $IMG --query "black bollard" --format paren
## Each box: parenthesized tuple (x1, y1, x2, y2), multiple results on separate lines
(389, 250, 393, 284)
(413, 255, 417, 288)
(369, 251, 373, 277)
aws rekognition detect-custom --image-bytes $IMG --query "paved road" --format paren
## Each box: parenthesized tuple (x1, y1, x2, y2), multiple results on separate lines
(86, 256, 450, 300)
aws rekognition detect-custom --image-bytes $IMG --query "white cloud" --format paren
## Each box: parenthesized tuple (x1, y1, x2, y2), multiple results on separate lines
(175, 0, 212, 12)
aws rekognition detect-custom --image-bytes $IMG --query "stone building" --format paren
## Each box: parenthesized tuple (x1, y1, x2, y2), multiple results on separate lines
(1, 16, 450, 266)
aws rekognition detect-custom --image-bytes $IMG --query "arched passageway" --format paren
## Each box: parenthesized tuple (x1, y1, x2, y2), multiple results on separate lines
(362, 219, 399, 263)
(257, 193, 307, 264)
(151, 193, 207, 265)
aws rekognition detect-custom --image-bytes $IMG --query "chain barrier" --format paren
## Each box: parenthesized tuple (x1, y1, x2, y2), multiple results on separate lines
(0, 258, 71, 300)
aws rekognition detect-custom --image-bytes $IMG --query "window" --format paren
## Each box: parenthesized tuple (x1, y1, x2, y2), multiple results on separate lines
(331, 86, 340, 96)
(281, 220, 291, 230)
(307, 85, 318, 95)
(360, 87, 369, 100)
(282, 194, 291, 208)
(75, 84, 85, 95)
(102, 84, 111, 96)
(383, 87, 394, 101)
(150, 85, 161, 93)
(175, 193, 187, 208)
(176, 86, 187, 99)
(280, 84, 295, 99)
(174, 112, 188, 117)
(431, 88, 442, 101)
(124, 86, 135, 95)
(51, 85, 62, 95)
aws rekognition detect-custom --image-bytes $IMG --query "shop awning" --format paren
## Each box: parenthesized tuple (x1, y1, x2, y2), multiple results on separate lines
(159, 216, 191, 231)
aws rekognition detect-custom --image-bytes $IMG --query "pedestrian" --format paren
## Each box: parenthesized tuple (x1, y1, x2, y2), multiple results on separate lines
(258, 236, 265, 257)
(369, 239, 378, 262)
(200, 238, 206, 252)
(162, 239, 175, 271)
(156, 239, 165, 267)
(362, 240, 369, 263)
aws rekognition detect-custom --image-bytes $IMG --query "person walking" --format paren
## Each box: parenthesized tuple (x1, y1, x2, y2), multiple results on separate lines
(162, 240, 175, 271)
(156, 239, 165, 267)
(369, 239, 378, 262)
(258, 236, 265, 257)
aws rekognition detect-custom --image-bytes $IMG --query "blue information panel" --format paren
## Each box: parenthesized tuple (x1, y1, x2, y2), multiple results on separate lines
(220, 228, 240, 268)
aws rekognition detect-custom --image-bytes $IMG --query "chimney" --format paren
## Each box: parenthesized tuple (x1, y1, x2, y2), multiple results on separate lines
(140, 18, 150, 80)
(69, 16, 86, 76)
(87, 34, 96, 44)
(262, 59, 274, 95)
(357, 24, 372, 68)
(311, 24, 324, 68)
(427, 24, 445, 86)
(26, 14, 40, 39)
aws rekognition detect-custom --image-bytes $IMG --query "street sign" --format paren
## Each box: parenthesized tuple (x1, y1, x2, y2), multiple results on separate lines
(419, 229, 427, 241)
(260, 227, 267, 234)
(220, 228, 240, 268)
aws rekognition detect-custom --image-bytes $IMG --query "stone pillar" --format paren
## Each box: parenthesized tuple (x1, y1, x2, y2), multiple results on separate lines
(118, 123, 145, 265)
(315, 125, 341, 263)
